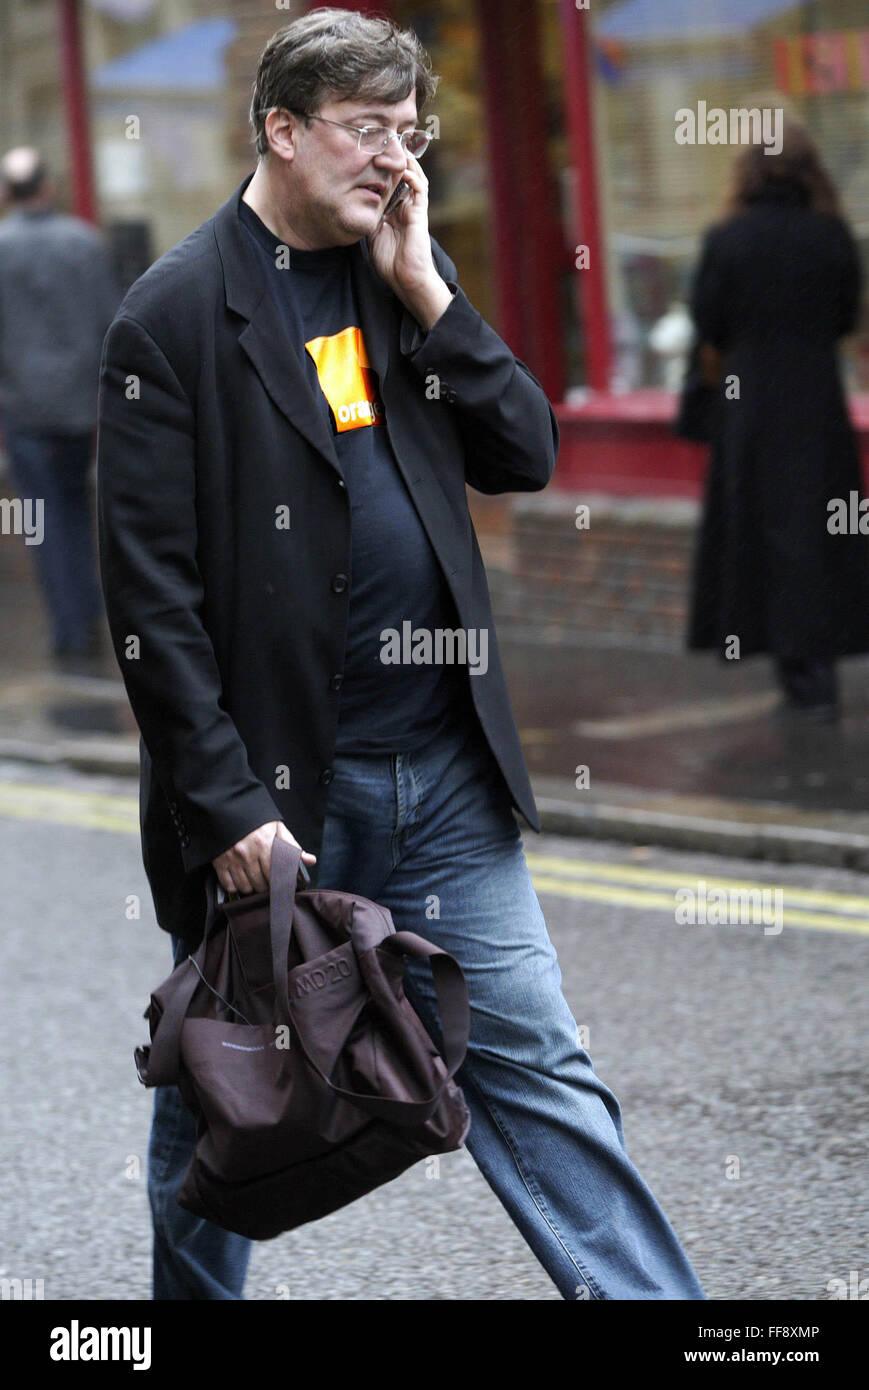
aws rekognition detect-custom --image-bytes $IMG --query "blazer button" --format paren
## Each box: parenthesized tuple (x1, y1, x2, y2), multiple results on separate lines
(319, 768, 334, 786)
(180, 834, 190, 848)
(331, 574, 348, 593)
(337, 478, 346, 489)
(329, 674, 343, 691)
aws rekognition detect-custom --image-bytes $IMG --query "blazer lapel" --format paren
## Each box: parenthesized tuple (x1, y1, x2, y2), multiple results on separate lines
(214, 175, 340, 474)
(213, 175, 399, 478)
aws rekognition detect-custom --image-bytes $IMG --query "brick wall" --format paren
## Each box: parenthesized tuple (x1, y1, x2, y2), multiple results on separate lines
(476, 491, 701, 648)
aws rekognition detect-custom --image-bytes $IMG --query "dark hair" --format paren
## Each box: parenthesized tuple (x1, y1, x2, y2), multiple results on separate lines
(249, 8, 439, 159)
(723, 110, 843, 219)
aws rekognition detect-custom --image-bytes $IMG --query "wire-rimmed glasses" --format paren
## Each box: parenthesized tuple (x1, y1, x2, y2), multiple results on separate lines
(260, 108, 431, 158)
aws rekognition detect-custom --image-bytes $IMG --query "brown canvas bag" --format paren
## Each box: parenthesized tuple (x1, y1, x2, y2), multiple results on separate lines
(134, 837, 471, 1239)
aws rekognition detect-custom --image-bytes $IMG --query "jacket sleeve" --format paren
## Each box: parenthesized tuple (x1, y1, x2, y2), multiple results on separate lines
(96, 314, 284, 873)
(397, 237, 559, 495)
(690, 226, 730, 349)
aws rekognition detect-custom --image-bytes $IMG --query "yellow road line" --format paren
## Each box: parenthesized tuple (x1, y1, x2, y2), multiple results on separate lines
(1, 780, 866, 935)
(530, 875, 869, 936)
(0, 781, 138, 833)
(526, 853, 869, 916)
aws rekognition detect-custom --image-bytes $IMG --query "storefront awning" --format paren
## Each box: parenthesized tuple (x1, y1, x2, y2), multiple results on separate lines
(91, 16, 237, 92)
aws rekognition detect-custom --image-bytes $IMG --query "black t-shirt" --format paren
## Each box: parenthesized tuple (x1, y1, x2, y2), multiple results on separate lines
(238, 197, 472, 755)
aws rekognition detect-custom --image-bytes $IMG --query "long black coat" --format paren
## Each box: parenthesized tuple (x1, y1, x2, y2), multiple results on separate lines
(97, 172, 558, 949)
(686, 181, 869, 660)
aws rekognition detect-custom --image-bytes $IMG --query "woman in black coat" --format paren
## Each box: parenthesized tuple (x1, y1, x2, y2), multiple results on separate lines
(686, 115, 867, 720)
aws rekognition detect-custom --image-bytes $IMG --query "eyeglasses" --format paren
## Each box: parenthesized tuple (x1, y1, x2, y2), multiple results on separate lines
(299, 113, 431, 158)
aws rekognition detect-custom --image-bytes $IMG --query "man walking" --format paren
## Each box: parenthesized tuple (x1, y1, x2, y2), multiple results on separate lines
(0, 147, 119, 671)
(97, 9, 705, 1301)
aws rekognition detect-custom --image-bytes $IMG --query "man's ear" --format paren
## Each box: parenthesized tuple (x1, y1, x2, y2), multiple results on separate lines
(264, 107, 300, 165)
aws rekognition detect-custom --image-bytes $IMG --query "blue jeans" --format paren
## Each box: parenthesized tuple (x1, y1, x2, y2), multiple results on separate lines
(148, 710, 706, 1300)
(1, 417, 102, 653)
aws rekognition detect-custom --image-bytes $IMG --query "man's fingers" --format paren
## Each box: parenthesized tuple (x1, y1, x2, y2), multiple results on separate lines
(213, 847, 263, 896)
(212, 820, 317, 896)
(226, 860, 259, 895)
(402, 154, 428, 194)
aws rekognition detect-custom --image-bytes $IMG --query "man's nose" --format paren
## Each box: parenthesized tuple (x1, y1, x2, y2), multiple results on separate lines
(372, 135, 408, 171)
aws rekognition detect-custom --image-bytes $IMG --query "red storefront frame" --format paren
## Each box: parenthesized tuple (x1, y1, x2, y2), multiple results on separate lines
(59, 0, 97, 224)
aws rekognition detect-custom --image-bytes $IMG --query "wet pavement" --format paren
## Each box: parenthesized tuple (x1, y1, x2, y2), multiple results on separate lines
(500, 637, 869, 814)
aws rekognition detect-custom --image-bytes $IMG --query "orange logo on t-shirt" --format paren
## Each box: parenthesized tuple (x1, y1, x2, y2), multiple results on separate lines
(305, 325, 383, 432)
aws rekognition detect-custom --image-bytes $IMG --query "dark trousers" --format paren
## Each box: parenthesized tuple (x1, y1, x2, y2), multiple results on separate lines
(2, 417, 102, 654)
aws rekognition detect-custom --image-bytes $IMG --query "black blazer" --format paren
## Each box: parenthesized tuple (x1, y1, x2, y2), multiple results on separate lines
(97, 171, 559, 947)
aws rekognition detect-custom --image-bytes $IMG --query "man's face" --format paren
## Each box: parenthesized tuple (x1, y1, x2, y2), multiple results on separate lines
(282, 93, 419, 246)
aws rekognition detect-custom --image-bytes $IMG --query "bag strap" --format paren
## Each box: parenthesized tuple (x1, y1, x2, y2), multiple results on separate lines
(287, 930, 471, 1125)
(378, 931, 470, 1085)
(135, 953, 200, 1087)
(136, 883, 222, 1086)
(269, 836, 304, 1029)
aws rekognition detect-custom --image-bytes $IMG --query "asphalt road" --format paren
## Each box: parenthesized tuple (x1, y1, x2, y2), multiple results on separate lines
(1, 758, 867, 1301)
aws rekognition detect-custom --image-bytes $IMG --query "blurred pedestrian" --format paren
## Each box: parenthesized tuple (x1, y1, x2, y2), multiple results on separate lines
(686, 114, 868, 721)
(0, 147, 121, 673)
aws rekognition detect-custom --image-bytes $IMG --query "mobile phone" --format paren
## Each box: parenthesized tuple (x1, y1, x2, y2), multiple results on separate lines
(383, 179, 411, 217)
